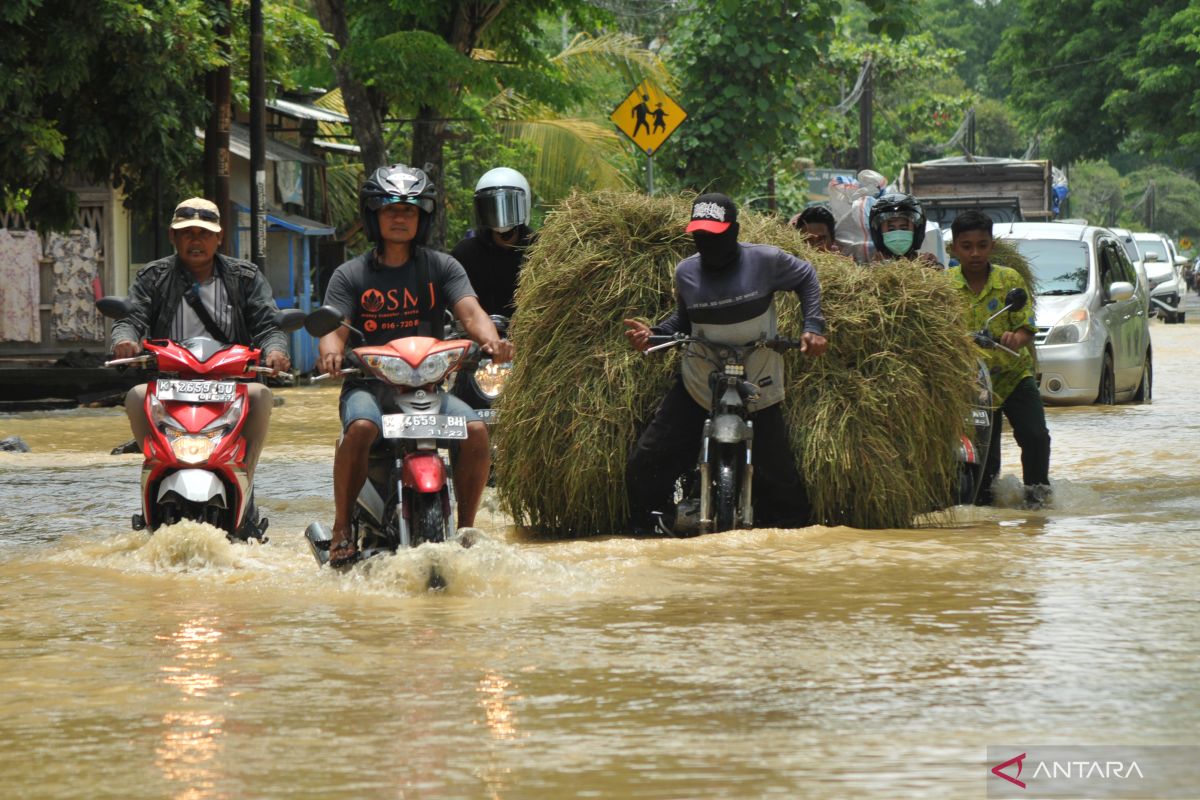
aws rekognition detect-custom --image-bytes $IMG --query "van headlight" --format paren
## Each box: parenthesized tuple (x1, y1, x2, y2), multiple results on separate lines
(1043, 309, 1090, 345)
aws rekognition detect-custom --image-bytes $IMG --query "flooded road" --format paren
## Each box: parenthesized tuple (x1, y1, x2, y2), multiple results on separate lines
(2, 321, 1199, 799)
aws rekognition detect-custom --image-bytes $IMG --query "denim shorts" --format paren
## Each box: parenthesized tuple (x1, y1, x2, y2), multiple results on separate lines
(339, 384, 481, 438)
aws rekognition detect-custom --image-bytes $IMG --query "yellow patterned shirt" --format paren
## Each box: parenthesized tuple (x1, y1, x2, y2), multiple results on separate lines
(947, 264, 1037, 404)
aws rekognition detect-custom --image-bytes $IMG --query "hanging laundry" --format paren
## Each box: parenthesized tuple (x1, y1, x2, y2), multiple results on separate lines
(47, 228, 103, 342)
(0, 228, 44, 343)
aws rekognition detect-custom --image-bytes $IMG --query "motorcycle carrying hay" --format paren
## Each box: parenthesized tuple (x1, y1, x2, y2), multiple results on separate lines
(495, 190, 981, 535)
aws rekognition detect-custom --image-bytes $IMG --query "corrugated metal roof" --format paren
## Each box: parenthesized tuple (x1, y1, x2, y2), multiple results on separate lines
(268, 211, 335, 237)
(268, 98, 350, 124)
(313, 139, 361, 155)
(197, 123, 325, 166)
(227, 122, 325, 165)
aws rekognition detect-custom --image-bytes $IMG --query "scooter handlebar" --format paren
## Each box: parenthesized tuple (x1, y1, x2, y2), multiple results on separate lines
(972, 330, 1020, 358)
(311, 368, 361, 383)
(104, 354, 153, 368)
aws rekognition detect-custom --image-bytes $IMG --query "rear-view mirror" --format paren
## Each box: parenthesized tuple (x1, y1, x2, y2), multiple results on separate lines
(1107, 281, 1135, 303)
(1004, 287, 1028, 313)
(304, 305, 346, 337)
(276, 308, 307, 333)
(96, 296, 134, 320)
(1144, 251, 1161, 262)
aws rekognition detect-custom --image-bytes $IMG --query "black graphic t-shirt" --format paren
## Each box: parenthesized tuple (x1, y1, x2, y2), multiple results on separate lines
(323, 248, 476, 346)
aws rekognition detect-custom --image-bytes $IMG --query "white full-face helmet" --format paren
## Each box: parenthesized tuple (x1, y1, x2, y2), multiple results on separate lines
(473, 168, 531, 233)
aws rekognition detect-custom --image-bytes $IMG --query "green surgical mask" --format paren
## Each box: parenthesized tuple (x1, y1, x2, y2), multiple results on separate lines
(882, 229, 914, 255)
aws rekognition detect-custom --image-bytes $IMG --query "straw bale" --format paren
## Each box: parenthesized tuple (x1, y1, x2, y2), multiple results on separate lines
(495, 191, 980, 535)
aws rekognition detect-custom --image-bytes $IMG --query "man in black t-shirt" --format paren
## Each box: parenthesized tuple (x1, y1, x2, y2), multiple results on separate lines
(450, 167, 534, 318)
(318, 165, 513, 566)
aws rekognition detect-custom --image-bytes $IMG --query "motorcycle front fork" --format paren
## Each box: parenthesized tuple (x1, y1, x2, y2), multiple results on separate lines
(394, 452, 457, 548)
(696, 420, 755, 532)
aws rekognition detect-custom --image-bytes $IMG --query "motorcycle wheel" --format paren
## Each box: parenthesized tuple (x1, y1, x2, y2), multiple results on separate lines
(956, 464, 976, 506)
(713, 447, 739, 533)
(410, 491, 448, 545)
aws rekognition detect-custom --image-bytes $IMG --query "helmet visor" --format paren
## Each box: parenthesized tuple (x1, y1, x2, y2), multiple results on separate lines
(872, 209, 916, 230)
(365, 195, 434, 214)
(474, 187, 527, 230)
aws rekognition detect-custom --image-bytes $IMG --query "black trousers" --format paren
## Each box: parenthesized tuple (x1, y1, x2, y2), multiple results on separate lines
(625, 378, 812, 528)
(978, 376, 1051, 503)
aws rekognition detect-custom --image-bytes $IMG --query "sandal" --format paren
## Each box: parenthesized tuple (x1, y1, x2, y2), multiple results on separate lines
(328, 535, 359, 568)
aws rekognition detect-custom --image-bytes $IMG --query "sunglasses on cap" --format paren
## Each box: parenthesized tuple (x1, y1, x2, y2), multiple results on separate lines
(174, 207, 220, 223)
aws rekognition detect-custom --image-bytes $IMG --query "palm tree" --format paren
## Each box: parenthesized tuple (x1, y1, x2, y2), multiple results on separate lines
(482, 31, 675, 203)
(311, 31, 675, 235)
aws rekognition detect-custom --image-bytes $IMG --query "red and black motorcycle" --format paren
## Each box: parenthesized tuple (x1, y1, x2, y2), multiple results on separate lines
(97, 296, 305, 541)
(302, 305, 478, 569)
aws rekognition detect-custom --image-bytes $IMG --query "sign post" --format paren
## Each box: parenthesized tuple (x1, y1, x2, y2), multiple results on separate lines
(610, 81, 686, 196)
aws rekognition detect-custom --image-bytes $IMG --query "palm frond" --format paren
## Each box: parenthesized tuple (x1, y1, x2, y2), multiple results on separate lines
(552, 32, 674, 92)
(496, 115, 633, 202)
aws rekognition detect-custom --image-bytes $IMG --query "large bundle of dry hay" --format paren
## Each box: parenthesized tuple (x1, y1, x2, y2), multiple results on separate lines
(495, 191, 980, 535)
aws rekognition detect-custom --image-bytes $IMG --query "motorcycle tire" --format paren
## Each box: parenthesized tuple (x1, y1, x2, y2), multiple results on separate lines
(956, 464, 976, 506)
(410, 490, 448, 545)
(714, 447, 740, 533)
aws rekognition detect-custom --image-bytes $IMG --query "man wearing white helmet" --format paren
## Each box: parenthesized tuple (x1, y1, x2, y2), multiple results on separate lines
(451, 167, 533, 317)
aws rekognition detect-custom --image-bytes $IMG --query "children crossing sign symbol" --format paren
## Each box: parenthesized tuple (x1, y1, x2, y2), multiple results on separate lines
(610, 81, 687, 156)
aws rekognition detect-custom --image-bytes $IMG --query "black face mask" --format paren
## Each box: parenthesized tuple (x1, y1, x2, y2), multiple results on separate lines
(693, 223, 740, 270)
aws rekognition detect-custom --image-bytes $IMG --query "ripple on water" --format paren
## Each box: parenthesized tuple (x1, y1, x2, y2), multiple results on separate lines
(47, 520, 605, 600)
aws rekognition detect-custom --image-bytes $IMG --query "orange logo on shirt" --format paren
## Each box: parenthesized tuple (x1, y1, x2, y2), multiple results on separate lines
(361, 289, 386, 313)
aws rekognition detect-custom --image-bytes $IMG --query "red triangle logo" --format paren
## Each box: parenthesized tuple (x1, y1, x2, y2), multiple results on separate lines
(991, 752, 1027, 788)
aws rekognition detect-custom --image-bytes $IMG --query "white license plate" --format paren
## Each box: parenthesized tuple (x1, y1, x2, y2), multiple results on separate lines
(971, 408, 991, 427)
(156, 379, 239, 403)
(382, 413, 468, 440)
(475, 408, 499, 423)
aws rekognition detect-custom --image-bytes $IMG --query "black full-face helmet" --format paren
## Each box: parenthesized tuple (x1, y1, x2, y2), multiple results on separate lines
(869, 191, 927, 259)
(360, 164, 437, 246)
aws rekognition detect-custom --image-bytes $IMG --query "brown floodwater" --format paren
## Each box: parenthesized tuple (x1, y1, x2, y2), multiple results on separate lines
(2, 322, 1198, 799)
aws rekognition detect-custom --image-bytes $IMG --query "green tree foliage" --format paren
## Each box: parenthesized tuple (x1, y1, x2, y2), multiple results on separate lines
(312, 0, 602, 247)
(785, 32, 970, 185)
(1068, 161, 1200, 240)
(994, 0, 1200, 167)
(1122, 165, 1200, 240)
(917, 0, 1009, 94)
(663, 0, 933, 196)
(1066, 160, 1124, 227)
(972, 97, 1028, 159)
(666, 0, 842, 194)
(1, 0, 225, 226)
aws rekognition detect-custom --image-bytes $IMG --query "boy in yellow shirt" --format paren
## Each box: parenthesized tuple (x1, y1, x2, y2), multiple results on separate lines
(948, 210, 1051, 508)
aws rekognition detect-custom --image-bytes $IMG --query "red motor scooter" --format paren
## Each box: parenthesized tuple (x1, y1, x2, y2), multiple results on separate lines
(97, 297, 306, 541)
(302, 305, 478, 569)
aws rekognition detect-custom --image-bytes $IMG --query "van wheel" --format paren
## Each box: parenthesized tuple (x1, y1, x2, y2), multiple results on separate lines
(1095, 352, 1116, 405)
(1133, 351, 1153, 403)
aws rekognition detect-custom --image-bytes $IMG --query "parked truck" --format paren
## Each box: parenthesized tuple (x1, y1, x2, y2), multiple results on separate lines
(898, 156, 1061, 228)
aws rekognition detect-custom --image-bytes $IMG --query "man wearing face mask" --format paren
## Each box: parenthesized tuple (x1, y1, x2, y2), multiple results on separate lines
(622, 193, 829, 534)
(868, 192, 942, 268)
(450, 167, 533, 318)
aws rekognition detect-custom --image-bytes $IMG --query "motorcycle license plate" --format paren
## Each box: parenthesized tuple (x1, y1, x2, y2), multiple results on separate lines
(475, 408, 499, 423)
(382, 413, 468, 440)
(156, 379, 238, 403)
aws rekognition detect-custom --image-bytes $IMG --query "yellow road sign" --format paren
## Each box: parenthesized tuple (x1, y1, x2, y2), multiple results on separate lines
(1181, 237, 1193, 250)
(610, 81, 687, 156)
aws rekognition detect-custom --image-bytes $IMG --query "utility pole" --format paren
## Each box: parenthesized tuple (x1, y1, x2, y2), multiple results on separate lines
(966, 106, 976, 158)
(1145, 180, 1156, 230)
(249, 0, 266, 268)
(857, 56, 873, 172)
(202, 0, 232, 254)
